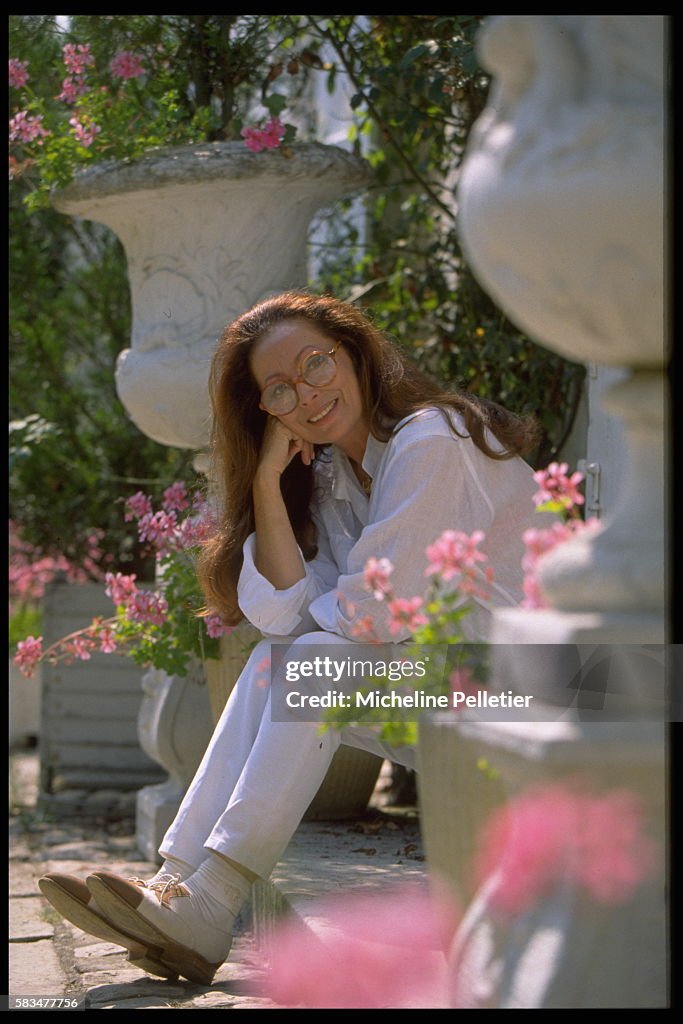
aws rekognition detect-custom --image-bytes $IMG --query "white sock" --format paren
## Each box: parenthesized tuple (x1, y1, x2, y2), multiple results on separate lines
(148, 855, 196, 885)
(181, 855, 252, 931)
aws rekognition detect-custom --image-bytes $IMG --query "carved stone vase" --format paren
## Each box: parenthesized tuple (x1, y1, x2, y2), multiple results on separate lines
(52, 141, 372, 451)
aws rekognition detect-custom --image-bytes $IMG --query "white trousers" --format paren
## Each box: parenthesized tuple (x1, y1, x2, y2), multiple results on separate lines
(160, 632, 417, 880)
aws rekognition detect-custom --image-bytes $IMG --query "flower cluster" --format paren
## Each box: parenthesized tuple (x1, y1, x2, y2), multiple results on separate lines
(8, 33, 299, 207)
(13, 481, 232, 680)
(472, 781, 659, 916)
(9, 519, 108, 608)
(359, 528, 492, 642)
(109, 51, 145, 81)
(240, 116, 287, 152)
(522, 463, 598, 609)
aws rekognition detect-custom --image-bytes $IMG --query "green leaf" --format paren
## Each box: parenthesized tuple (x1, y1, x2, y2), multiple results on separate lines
(400, 43, 429, 69)
(263, 92, 287, 116)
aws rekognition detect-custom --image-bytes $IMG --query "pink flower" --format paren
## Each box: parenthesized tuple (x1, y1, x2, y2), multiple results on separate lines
(176, 511, 215, 549)
(386, 596, 428, 636)
(262, 885, 458, 1008)
(127, 590, 169, 627)
(162, 481, 190, 514)
(105, 572, 138, 605)
(533, 461, 584, 509)
(110, 51, 145, 80)
(363, 556, 394, 601)
(124, 491, 154, 522)
(69, 117, 101, 148)
(9, 111, 50, 144)
(14, 635, 44, 678)
(71, 636, 93, 661)
(137, 509, 178, 552)
(57, 75, 89, 103)
(241, 117, 286, 152)
(424, 529, 487, 581)
(98, 629, 118, 654)
(62, 43, 95, 76)
(261, 116, 286, 149)
(205, 615, 232, 639)
(473, 782, 659, 917)
(9, 59, 29, 89)
(241, 124, 267, 152)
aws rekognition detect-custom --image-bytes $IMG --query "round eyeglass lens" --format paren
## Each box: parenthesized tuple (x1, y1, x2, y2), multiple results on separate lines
(303, 351, 336, 384)
(262, 381, 298, 414)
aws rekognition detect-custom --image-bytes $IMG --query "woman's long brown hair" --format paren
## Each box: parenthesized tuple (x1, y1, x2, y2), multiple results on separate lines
(197, 291, 539, 624)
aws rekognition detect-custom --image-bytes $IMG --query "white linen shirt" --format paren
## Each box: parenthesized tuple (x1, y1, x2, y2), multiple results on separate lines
(237, 408, 544, 643)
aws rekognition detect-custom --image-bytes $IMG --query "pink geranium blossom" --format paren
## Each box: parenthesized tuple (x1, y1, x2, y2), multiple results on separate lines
(137, 509, 178, 552)
(473, 782, 659, 916)
(532, 461, 584, 509)
(110, 51, 145, 80)
(162, 481, 190, 514)
(124, 491, 154, 522)
(363, 556, 394, 600)
(98, 629, 118, 654)
(9, 59, 29, 89)
(69, 116, 101, 147)
(9, 111, 50, 144)
(104, 572, 138, 606)
(241, 116, 286, 152)
(204, 614, 233, 639)
(62, 43, 95, 76)
(386, 596, 428, 636)
(127, 590, 169, 627)
(425, 529, 487, 581)
(262, 885, 458, 1008)
(14, 636, 44, 678)
(71, 636, 93, 661)
(57, 75, 89, 103)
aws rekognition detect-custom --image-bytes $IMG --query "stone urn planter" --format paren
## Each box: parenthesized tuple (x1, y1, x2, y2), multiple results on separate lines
(51, 141, 373, 451)
(425, 14, 669, 1008)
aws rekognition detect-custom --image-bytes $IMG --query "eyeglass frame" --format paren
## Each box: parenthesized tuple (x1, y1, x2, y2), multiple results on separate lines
(258, 340, 343, 415)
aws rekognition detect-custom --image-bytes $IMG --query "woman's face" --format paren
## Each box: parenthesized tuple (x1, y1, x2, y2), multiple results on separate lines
(250, 319, 369, 459)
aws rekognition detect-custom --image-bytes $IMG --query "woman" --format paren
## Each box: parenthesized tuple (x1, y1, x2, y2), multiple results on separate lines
(40, 291, 543, 985)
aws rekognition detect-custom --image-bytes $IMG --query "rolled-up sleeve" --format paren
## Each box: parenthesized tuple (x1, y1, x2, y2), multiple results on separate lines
(237, 527, 340, 637)
(308, 433, 496, 642)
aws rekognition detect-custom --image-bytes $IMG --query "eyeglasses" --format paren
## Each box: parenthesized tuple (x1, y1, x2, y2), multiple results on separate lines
(259, 342, 341, 415)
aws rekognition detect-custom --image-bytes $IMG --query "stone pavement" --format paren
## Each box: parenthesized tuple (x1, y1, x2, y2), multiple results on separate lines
(8, 749, 425, 1010)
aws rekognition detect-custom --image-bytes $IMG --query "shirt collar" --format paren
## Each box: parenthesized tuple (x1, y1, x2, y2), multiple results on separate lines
(361, 431, 388, 480)
(329, 431, 389, 510)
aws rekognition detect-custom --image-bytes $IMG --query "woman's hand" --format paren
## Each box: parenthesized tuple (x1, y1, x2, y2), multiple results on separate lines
(253, 417, 310, 589)
(256, 416, 315, 480)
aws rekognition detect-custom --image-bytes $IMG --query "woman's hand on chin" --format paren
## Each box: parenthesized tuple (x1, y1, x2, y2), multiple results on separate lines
(257, 417, 315, 479)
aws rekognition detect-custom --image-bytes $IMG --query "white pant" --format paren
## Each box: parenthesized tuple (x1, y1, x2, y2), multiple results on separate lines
(160, 632, 417, 879)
